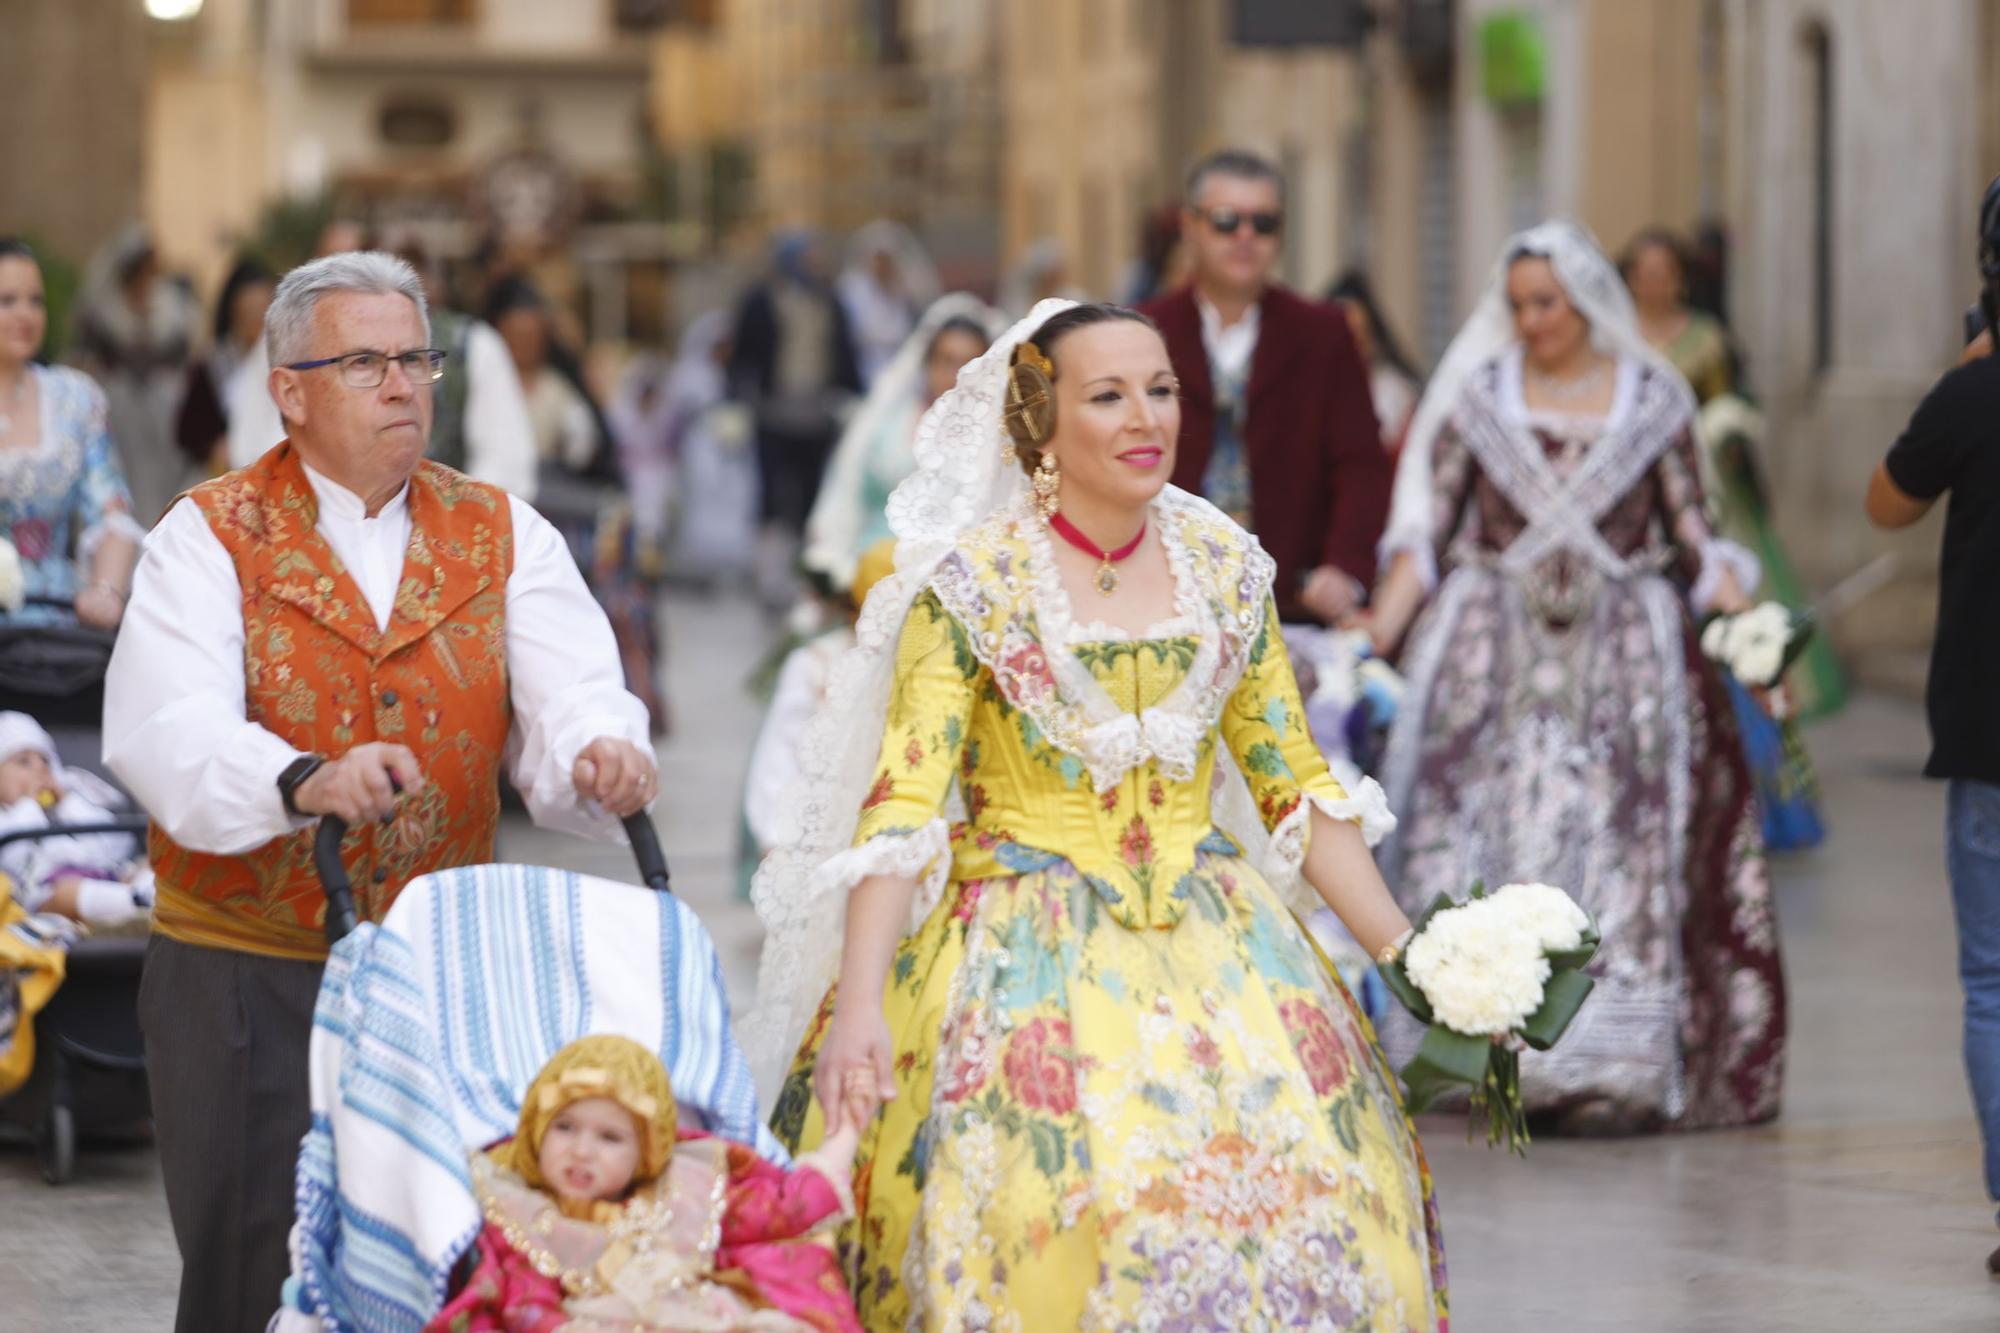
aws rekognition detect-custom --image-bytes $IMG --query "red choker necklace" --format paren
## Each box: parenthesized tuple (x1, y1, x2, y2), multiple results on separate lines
(1048, 511, 1146, 595)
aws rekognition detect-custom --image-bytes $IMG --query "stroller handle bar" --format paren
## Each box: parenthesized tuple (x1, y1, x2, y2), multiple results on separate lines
(0, 819, 150, 854)
(315, 811, 673, 947)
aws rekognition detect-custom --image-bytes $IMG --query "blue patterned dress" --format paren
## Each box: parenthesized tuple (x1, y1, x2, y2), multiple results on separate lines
(0, 366, 142, 625)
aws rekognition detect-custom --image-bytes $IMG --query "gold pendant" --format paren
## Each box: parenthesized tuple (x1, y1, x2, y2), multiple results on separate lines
(1095, 560, 1118, 595)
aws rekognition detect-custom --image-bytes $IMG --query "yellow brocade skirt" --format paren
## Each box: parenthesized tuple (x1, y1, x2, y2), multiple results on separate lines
(772, 835, 1448, 1332)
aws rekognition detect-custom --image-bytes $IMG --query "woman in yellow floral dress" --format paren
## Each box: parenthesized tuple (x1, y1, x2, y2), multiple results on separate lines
(747, 301, 1447, 1331)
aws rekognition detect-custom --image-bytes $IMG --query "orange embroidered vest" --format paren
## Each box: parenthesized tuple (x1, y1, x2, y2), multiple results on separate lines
(150, 443, 515, 961)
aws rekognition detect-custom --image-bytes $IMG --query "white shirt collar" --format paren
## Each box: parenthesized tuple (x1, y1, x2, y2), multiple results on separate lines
(300, 461, 410, 526)
(1195, 291, 1261, 383)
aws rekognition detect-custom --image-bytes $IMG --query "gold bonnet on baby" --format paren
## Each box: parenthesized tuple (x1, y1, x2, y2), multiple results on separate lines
(499, 1034, 679, 1194)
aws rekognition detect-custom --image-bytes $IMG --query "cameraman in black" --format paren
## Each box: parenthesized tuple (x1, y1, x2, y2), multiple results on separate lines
(1867, 173, 2000, 1277)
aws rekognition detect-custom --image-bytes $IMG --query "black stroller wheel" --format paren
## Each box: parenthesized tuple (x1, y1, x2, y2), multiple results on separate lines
(39, 1102, 75, 1185)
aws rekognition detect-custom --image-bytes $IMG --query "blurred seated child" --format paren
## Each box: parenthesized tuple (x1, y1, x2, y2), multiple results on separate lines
(0, 712, 150, 927)
(429, 1033, 865, 1333)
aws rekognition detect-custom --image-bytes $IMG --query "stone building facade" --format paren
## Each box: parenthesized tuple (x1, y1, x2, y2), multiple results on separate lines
(1314, 0, 1997, 675)
(0, 0, 151, 266)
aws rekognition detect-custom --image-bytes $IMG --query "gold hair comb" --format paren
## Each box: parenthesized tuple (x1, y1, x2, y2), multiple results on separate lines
(1014, 340, 1054, 378)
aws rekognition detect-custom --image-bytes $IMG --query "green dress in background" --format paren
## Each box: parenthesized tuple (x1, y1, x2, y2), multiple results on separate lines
(1662, 313, 1848, 719)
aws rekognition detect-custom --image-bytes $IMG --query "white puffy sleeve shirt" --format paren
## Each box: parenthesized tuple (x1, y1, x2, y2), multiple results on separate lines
(103, 466, 651, 855)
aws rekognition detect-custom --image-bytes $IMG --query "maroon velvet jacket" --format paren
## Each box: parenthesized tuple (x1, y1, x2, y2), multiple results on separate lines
(1139, 284, 1391, 621)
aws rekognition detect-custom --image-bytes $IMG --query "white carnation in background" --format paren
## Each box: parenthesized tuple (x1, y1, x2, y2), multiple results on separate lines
(1699, 614, 1731, 661)
(1729, 603, 1792, 683)
(0, 537, 22, 615)
(1701, 601, 1795, 687)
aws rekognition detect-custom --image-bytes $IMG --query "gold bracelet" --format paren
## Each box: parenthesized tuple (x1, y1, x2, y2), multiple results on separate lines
(1377, 927, 1415, 967)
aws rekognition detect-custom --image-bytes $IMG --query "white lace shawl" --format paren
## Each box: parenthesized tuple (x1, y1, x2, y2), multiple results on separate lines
(802, 293, 1007, 588)
(744, 301, 1073, 1093)
(1380, 219, 1696, 590)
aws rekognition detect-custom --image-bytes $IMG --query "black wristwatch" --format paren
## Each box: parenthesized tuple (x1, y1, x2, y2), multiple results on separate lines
(278, 754, 327, 819)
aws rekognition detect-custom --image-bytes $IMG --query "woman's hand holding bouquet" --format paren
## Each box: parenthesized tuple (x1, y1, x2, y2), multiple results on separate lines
(1379, 882, 1599, 1154)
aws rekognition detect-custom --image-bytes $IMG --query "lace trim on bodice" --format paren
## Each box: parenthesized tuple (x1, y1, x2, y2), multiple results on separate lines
(1456, 351, 1689, 582)
(1262, 783, 1399, 921)
(821, 817, 954, 932)
(1061, 614, 1200, 645)
(926, 486, 1274, 793)
(0, 366, 87, 509)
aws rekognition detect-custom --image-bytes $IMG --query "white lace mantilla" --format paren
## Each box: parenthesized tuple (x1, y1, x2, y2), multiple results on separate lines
(927, 485, 1273, 794)
(748, 300, 1081, 1094)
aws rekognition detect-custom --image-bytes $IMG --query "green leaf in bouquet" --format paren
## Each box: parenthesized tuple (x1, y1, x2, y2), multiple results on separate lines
(1777, 607, 1818, 679)
(1379, 959, 1433, 1025)
(1544, 923, 1601, 972)
(1399, 1026, 1493, 1114)
(1518, 967, 1596, 1052)
(1411, 891, 1459, 932)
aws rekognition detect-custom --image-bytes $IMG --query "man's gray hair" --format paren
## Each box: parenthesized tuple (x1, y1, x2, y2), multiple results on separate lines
(265, 250, 430, 368)
(1184, 149, 1287, 209)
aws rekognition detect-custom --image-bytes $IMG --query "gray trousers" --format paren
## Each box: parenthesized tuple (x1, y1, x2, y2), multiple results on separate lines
(139, 936, 323, 1333)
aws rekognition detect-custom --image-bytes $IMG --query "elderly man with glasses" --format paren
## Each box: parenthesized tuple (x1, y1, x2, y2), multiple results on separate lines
(102, 251, 656, 1333)
(1139, 148, 1392, 624)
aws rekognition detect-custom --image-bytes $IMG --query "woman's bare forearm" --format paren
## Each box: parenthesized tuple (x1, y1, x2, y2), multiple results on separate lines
(835, 872, 919, 1008)
(1302, 808, 1411, 960)
(89, 532, 138, 592)
(1368, 550, 1426, 652)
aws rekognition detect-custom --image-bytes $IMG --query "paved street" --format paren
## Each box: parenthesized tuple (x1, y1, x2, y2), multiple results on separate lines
(1, 589, 1991, 1330)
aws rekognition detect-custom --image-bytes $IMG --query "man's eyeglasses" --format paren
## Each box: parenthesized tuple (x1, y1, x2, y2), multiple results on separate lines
(284, 349, 447, 389)
(1201, 207, 1283, 238)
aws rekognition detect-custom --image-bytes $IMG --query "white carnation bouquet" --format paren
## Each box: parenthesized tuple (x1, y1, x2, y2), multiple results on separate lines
(1380, 882, 1599, 1154)
(0, 536, 23, 615)
(1700, 601, 1815, 690)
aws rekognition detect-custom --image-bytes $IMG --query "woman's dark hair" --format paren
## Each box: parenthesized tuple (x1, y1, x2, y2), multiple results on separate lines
(115, 243, 157, 286)
(486, 277, 621, 483)
(483, 276, 546, 326)
(1617, 227, 1690, 285)
(0, 238, 36, 266)
(1004, 303, 1161, 460)
(925, 315, 991, 358)
(212, 256, 277, 345)
(1025, 302, 1158, 365)
(1325, 270, 1421, 381)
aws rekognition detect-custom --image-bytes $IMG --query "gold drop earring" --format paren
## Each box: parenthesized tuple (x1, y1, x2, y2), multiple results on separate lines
(1032, 450, 1060, 522)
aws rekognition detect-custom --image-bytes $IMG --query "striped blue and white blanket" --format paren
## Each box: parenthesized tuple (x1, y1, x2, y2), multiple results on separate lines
(284, 863, 783, 1332)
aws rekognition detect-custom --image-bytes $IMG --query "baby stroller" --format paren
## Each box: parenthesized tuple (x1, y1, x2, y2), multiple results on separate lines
(277, 811, 783, 1332)
(0, 599, 151, 1185)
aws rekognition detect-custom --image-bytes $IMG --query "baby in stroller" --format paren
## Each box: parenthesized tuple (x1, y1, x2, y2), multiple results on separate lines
(0, 711, 150, 928)
(431, 1033, 866, 1333)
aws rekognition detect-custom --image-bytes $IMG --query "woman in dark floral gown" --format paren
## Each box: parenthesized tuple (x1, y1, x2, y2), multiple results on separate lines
(1366, 221, 1785, 1136)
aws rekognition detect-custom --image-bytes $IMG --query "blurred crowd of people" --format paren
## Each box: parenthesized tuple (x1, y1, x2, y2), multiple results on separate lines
(2, 150, 1842, 1122)
(0, 169, 1842, 876)
(34, 128, 2000, 1324)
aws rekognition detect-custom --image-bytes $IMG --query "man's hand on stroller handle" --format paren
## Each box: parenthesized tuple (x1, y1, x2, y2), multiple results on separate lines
(572, 737, 657, 818)
(293, 743, 425, 825)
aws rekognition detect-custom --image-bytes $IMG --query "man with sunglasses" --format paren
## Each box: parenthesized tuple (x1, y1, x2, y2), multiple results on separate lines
(1140, 149, 1391, 624)
(102, 251, 657, 1333)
